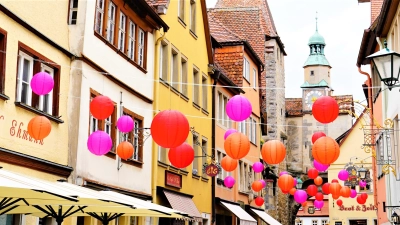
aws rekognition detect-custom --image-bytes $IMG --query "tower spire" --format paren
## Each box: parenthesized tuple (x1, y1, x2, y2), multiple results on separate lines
(315, 11, 318, 32)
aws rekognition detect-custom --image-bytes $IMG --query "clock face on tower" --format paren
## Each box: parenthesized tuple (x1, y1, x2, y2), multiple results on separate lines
(305, 90, 323, 109)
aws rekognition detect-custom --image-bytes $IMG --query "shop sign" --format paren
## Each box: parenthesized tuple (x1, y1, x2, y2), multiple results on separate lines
(8, 117, 44, 145)
(165, 171, 182, 189)
(339, 204, 377, 212)
(335, 222, 342, 225)
(205, 164, 219, 177)
(308, 206, 315, 214)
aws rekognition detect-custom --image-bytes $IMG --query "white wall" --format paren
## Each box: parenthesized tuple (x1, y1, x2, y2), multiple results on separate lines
(297, 216, 329, 225)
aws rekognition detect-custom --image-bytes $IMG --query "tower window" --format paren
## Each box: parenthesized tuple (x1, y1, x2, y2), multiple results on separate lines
(310, 71, 314, 76)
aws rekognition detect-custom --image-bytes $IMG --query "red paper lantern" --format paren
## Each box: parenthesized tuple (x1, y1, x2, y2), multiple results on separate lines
(361, 193, 368, 200)
(357, 195, 366, 204)
(224, 133, 250, 159)
(151, 110, 189, 148)
(332, 179, 339, 183)
(312, 96, 339, 124)
(282, 189, 289, 194)
(315, 192, 324, 201)
(340, 186, 351, 198)
(261, 140, 286, 164)
(314, 176, 323, 186)
(116, 141, 134, 160)
(312, 137, 340, 165)
(278, 174, 294, 192)
(329, 182, 342, 197)
(254, 197, 264, 206)
(306, 185, 318, 196)
(168, 143, 194, 168)
(28, 116, 52, 140)
(322, 183, 330, 194)
(289, 188, 297, 195)
(337, 199, 343, 207)
(308, 168, 319, 179)
(312, 131, 326, 144)
(221, 156, 238, 172)
(90, 96, 114, 120)
(252, 181, 263, 192)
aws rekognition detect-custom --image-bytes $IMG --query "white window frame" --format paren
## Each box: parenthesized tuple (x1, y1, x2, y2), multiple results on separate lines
(249, 118, 256, 144)
(202, 75, 207, 110)
(180, 57, 188, 96)
(312, 220, 318, 225)
(17, 51, 33, 105)
(107, 2, 116, 43)
(138, 28, 145, 67)
(118, 12, 126, 52)
(190, 0, 196, 32)
(69, 0, 79, 25)
(104, 116, 112, 135)
(171, 49, 179, 90)
(321, 220, 328, 225)
(243, 57, 250, 81)
(95, 0, 105, 33)
(39, 64, 54, 114)
(253, 68, 257, 89)
(128, 21, 136, 60)
(132, 119, 140, 161)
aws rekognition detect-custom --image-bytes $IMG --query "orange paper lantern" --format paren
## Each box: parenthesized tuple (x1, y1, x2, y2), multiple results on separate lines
(329, 182, 342, 197)
(340, 186, 351, 198)
(221, 156, 238, 172)
(261, 140, 286, 164)
(28, 116, 51, 140)
(278, 174, 294, 192)
(312, 136, 340, 164)
(302, 202, 308, 207)
(289, 188, 297, 195)
(252, 181, 263, 192)
(224, 133, 250, 159)
(117, 141, 134, 160)
(314, 176, 323, 186)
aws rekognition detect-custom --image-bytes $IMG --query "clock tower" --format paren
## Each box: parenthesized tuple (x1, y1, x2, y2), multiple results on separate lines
(302, 15, 332, 111)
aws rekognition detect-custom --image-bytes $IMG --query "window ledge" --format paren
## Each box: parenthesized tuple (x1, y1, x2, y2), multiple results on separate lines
(201, 176, 209, 182)
(0, 93, 10, 101)
(192, 174, 200, 180)
(244, 77, 250, 85)
(190, 30, 198, 39)
(238, 191, 250, 196)
(178, 17, 186, 28)
(192, 102, 200, 110)
(180, 94, 189, 102)
(169, 165, 180, 173)
(250, 141, 258, 147)
(158, 161, 169, 168)
(105, 151, 117, 159)
(179, 169, 189, 176)
(124, 159, 144, 168)
(15, 102, 64, 124)
(171, 86, 181, 96)
(160, 79, 170, 88)
(201, 108, 209, 116)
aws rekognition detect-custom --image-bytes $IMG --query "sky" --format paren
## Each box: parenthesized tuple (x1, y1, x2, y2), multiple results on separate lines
(206, 0, 372, 102)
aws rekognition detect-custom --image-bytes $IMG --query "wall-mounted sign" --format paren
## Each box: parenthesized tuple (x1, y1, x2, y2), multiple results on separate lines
(339, 204, 377, 212)
(335, 222, 342, 225)
(202, 162, 221, 177)
(308, 206, 315, 214)
(165, 171, 182, 189)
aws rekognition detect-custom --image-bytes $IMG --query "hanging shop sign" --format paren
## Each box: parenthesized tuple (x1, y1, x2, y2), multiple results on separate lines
(202, 162, 222, 177)
(165, 171, 182, 189)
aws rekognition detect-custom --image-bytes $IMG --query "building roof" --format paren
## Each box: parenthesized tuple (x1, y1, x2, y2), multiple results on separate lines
(304, 55, 330, 67)
(308, 31, 326, 45)
(300, 80, 329, 88)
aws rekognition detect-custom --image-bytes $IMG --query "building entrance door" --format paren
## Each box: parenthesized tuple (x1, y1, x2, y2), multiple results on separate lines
(349, 220, 367, 225)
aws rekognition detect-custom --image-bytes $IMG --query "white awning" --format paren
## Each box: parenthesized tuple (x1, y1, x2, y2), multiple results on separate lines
(219, 202, 257, 225)
(250, 208, 282, 225)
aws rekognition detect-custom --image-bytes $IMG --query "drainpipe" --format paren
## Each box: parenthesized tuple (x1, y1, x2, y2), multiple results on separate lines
(358, 66, 378, 209)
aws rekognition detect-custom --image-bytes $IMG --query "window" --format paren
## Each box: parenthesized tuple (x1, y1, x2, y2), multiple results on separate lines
(0, 29, 5, 94)
(201, 139, 207, 178)
(321, 220, 328, 225)
(0, 215, 23, 225)
(217, 92, 230, 127)
(16, 47, 60, 117)
(253, 68, 257, 89)
(310, 70, 314, 76)
(295, 220, 302, 225)
(202, 75, 207, 111)
(376, 134, 384, 176)
(118, 12, 126, 52)
(107, 2, 116, 43)
(171, 49, 179, 90)
(192, 133, 199, 173)
(128, 21, 136, 60)
(138, 29, 145, 67)
(95, 0, 105, 33)
(160, 41, 168, 81)
(190, 0, 196, 32)
(193, 67, 199, 105)
(158, 146, 167, 163)
(68, 0, 79, 25)
(238, 120, 247, 135)
(265, 180, 274, 208)
(179, 0, 185, 22)
(243, 57, 250, 81)
(238, 160, 244, 191)
(249, 118, 256, 144)
(181, 57, 188, 96)
(129, 217, 138, 225)
(312, 220, 318, 225)
(122, 108, 144, 163)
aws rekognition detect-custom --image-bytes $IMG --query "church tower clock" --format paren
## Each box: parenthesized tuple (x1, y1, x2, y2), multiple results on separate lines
(302, 16, 332, 111)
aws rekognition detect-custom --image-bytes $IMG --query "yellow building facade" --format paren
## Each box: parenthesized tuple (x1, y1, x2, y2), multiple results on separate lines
(151, 0, 213, 224)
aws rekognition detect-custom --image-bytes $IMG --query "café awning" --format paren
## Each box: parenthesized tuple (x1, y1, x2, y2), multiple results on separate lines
(162, 190, 202, 221)
(219, 201, 257, 225)
(250, 208, 282, 225)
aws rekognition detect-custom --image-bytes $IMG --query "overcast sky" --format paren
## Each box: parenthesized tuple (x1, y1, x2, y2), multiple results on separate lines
(206, 0, 372, 102)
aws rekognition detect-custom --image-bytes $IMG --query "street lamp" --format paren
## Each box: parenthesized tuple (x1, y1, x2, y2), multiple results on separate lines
(392, 212, 400, 224)
(358, 166, 368, 180)
(296, 178, 303, 189)
(366, 40, 400, 90)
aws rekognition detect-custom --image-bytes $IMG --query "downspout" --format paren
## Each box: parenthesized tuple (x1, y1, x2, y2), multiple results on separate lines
(358, 66, 378, 209)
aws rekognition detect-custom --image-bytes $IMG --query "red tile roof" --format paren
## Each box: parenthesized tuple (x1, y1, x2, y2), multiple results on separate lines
(145, 0, 169, 8)
(214, 48, 244, 87)
(208, 14, 242, 43)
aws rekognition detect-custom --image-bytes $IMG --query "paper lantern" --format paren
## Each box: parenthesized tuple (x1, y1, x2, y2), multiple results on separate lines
(28, 116, 52, 140)
(302, 202, 308, 207)
(350, 189, 357, 198)
(308, 168, 319, 179)
(261, 140, 286, 164)
(90, 96, 114, 120)
(361, 193, 368, 200)
(314, 200, 324, 209)
(116, 141, 134, 160)
(294, 190, 308, 204)
(312, 96, 339, 124)
(337, 199, 343, 207)
(315, 192, 324, 201)
(329, 182, 342, 197)
(306, 185, 318, 196)
(117, 115, 134, 133)
(168, 143, 194, 168)
(322, 183, 330, 194)
(332, 194, 340, 200)
(359, 180, 367, 188)
(221, 156, 238, 172)
(340, 186, 351, 198)
(252, 181, 263, 192)
(278, 174, 294, 192)
(30, 72, 54, 95)
(226, 95, 252, 122)
(252, 162, 264, 173)
(338, 169, 349, 181)
(87, 131, 112, 156)
(357, 195, 366, 204)
(151, 110, 189, 148)
(312, 131, 326, 144)
(314, 176, 323, 186)
(224, 129, 237, 140)
(260, 179, 266, 188)
(279, 171, 288, 176)
(289, 188, 297, 195)
(254, 197, 264, 206)
(282, 189, 289, 194)
(224, 133, 250, 159)
(312, 136, 340, 165)
(332, 179, 339, 183)
(313, 160, 329, 172)
(224, 176, 235, 188)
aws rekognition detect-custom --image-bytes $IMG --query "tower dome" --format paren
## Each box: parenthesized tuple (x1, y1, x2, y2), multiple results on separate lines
(308, 31, 325, 45)
(304, 15, 330, 68)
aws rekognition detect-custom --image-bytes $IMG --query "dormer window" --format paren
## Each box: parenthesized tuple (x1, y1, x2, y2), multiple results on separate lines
(310, 71, 314, 76)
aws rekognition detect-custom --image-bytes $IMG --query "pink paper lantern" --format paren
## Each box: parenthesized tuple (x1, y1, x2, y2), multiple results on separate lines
(359, 180, 367, 188)
(87, 131, 112, 156)
(224, 129, 237, 140)
(30, 72, 54, 95)
(350, 189, 357, 198)
(260, 179, 266, 188)
(314, 200, 324, 209)
(226, 95, 252, 122)
(338, 169, 349, 181)
(294, 190, 308, 204)
(279, 171, 288, 176)
(117, 115, 134, 133)
(313, 160, 329, 172)
(252, 162, 264, 173)
(224, 176, 235, 188)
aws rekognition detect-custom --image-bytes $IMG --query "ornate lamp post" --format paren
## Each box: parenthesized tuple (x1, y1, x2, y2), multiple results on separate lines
(296, 178, 303, 189)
